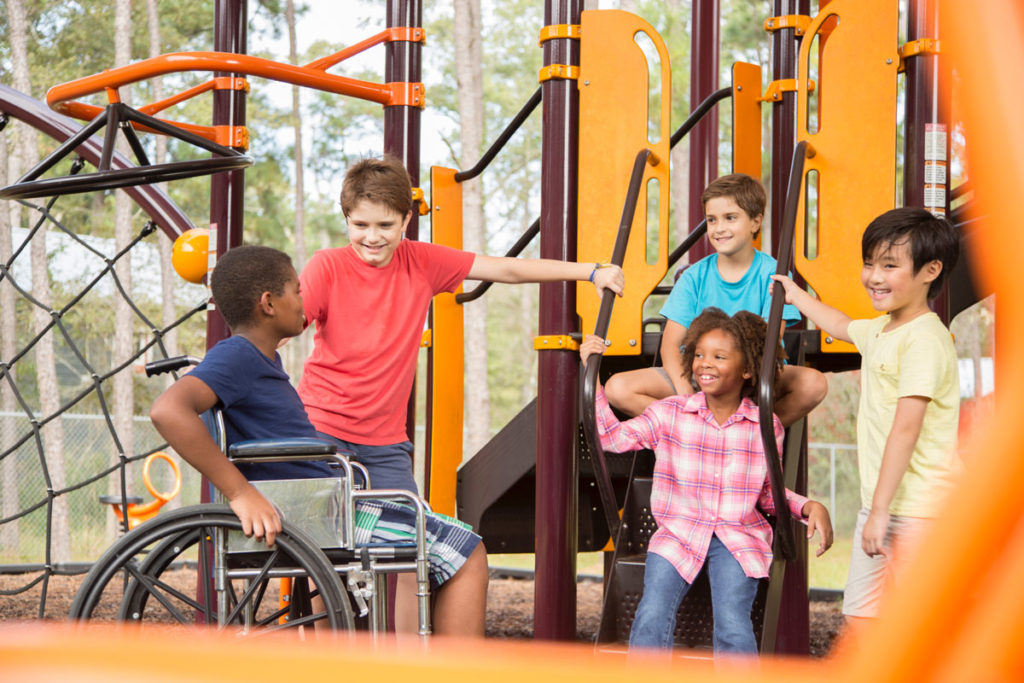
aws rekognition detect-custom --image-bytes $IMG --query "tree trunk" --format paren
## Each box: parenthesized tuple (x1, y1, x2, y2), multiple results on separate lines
(284, 0, 311, 381)
(148, 0, 182, 511)
(454, 0, 489, 457)
(0, 99, 19, 551)
(8, 0, 71, 564)
(672, 137, 690, 264)
(110, 0, 135, 541)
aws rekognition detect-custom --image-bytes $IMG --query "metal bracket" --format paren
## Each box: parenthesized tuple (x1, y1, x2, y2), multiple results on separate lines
(214, 125, 249, 150)
(411, 187, 430, 215)
(898, 38, 941, 72)
(344, 563, 374, 618)
(386, 26, 425, 43)
(538, 64, 579, 83)
(758, 78, 815, 102)
(211, 76, 250, 93)
(763, 14, 811, 36)
(533, 334, 580, 351)
(386, 81, 425, 108)
(538, 23, 581, 45)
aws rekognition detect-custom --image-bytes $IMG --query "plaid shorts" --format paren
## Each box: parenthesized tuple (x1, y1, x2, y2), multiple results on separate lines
(353, 500, 481, 589)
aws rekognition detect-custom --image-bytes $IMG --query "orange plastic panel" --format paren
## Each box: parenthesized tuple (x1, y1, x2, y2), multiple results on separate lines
(577, 10, 671, 355)
(794, 0, 899, 353)
(426, 166, 464, 516)
(732, 62, 763, 249)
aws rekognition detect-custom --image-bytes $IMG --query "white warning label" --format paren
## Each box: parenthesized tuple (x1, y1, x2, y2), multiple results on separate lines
(924, 184, 946, 207)
(924, 161, 947, 184)
(925, 123, 947, 161)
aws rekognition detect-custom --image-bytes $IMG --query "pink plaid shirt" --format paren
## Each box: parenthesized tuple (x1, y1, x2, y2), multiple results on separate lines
(596, 388, 808, 582)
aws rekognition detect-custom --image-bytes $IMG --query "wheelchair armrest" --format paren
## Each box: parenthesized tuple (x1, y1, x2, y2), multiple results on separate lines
(227, 437, 338, 458)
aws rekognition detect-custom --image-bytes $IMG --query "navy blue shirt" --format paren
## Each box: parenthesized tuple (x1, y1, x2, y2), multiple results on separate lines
(188, 336, 333, 481)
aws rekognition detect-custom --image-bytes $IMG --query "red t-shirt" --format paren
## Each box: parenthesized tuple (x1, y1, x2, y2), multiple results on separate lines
(297, 240, 475, 445)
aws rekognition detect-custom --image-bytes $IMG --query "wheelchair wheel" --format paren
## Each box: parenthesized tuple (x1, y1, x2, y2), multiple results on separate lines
(70, 504, 354, 633)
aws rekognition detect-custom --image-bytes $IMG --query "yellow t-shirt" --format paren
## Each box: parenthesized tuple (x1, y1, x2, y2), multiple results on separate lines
(848, 312, 961, 517)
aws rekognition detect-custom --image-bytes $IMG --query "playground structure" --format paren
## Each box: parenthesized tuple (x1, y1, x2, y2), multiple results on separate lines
(0, 0, 1016, 676)
(98, 451, 181, 530)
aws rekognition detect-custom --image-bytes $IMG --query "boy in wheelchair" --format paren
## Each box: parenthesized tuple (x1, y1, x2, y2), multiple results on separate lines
(149, 244, 487, 637)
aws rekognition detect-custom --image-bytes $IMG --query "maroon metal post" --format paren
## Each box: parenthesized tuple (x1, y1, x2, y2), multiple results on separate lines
(766, 0, 813, 655)
(533, 0, 581, 642)
(206, 0, 247, 354)
(686, 0, 720, 261)
(769, 0, 809, 257)
(202, 0, 247, 510)
(904, 0, 951, 322)
(384, 0, 424, 446)
(382, 0, 424, 626)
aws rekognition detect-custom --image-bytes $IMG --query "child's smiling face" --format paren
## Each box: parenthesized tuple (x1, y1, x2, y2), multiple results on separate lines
(691, 328, 751, 401)
(704, 196, 762, 259)
(860, 238, 939, 318)
(345, 199, 412, 268)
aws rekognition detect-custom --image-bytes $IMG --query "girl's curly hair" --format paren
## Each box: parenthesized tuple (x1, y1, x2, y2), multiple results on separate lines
(680, 307, 785, 403)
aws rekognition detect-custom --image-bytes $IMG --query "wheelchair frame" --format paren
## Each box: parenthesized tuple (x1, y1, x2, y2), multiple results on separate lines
(69, 356, 435, 638)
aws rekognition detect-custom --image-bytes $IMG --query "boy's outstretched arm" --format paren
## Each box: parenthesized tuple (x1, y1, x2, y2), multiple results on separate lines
(862, 395, 928, 557)
(771, 275, 853, 344)
(150, 376, 282, 546)
(467, 255, 624, 298)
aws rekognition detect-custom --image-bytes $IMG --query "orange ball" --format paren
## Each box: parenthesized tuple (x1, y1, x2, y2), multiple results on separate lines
(171, 228, 210, 284)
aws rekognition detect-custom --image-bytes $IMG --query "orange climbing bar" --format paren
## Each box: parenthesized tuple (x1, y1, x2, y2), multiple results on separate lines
(46, 50, 424, 144)
(306, 26, 424, 72)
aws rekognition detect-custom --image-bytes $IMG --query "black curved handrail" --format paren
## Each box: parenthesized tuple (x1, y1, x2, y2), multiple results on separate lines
(455, 86, 728, 307)
(581, 148, 660, 542)
(455, 218, 540, 304)
(759, 140, 815, 562)
(454, 87, 542, 183)
(670, 86, 732, 149)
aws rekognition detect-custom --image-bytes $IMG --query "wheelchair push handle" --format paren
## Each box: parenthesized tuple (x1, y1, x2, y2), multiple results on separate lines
(145, 355, 201, 377)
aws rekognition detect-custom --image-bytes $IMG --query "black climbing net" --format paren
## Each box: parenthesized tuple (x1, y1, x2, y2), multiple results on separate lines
(0, 165, 207, 617)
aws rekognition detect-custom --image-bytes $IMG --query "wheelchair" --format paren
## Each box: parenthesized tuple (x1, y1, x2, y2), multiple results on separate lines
(69, 356, 433, 637)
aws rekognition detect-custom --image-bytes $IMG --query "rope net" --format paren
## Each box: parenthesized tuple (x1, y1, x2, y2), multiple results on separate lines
(0, 169, 207, 617)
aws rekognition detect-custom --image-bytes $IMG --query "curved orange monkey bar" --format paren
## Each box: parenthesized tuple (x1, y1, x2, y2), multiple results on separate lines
(45, 28, 425, 146)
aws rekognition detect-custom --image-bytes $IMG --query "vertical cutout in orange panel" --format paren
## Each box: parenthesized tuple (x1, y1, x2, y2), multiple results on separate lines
(577, 10, 671, 354)
(426, 166, 464, 516)
(795, 0, 899, 353)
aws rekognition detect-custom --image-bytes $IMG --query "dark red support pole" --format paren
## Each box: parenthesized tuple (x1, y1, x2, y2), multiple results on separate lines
(533, 0, 581, 642)
(769, 0, 811, 656)
(769, 0, 809, 256)
(904, 0, 951, 322)
(686, 0, 720, 261)
(204, 0, 247, 505)
(207, 0, 247, 349)
(383, 0, 424, 444)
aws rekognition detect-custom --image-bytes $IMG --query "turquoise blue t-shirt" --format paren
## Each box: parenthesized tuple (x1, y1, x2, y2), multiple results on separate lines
(659, 250, 800, 328)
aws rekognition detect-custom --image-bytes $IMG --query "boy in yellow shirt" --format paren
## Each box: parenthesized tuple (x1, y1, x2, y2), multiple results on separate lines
(772, 207, 961, 623)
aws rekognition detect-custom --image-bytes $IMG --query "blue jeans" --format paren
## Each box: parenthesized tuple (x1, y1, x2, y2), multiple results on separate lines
(629, 536, 760, 655)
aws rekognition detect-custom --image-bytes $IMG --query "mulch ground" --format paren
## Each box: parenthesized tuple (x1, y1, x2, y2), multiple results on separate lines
(0, 571, 843, 657)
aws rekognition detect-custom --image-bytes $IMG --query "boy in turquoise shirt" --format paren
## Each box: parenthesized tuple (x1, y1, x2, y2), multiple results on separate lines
(606, 173, 827, 427)
(772, 207, 961, 623)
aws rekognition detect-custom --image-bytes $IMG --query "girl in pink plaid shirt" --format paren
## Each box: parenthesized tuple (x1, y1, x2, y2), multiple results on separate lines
(581, 308, 833, 656)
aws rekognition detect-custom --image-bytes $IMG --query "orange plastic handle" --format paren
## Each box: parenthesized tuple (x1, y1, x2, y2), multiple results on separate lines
(142, 451, 182, 503)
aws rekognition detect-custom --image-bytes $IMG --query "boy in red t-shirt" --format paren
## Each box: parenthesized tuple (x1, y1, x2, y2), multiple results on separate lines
(298, 156, 623, 632)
